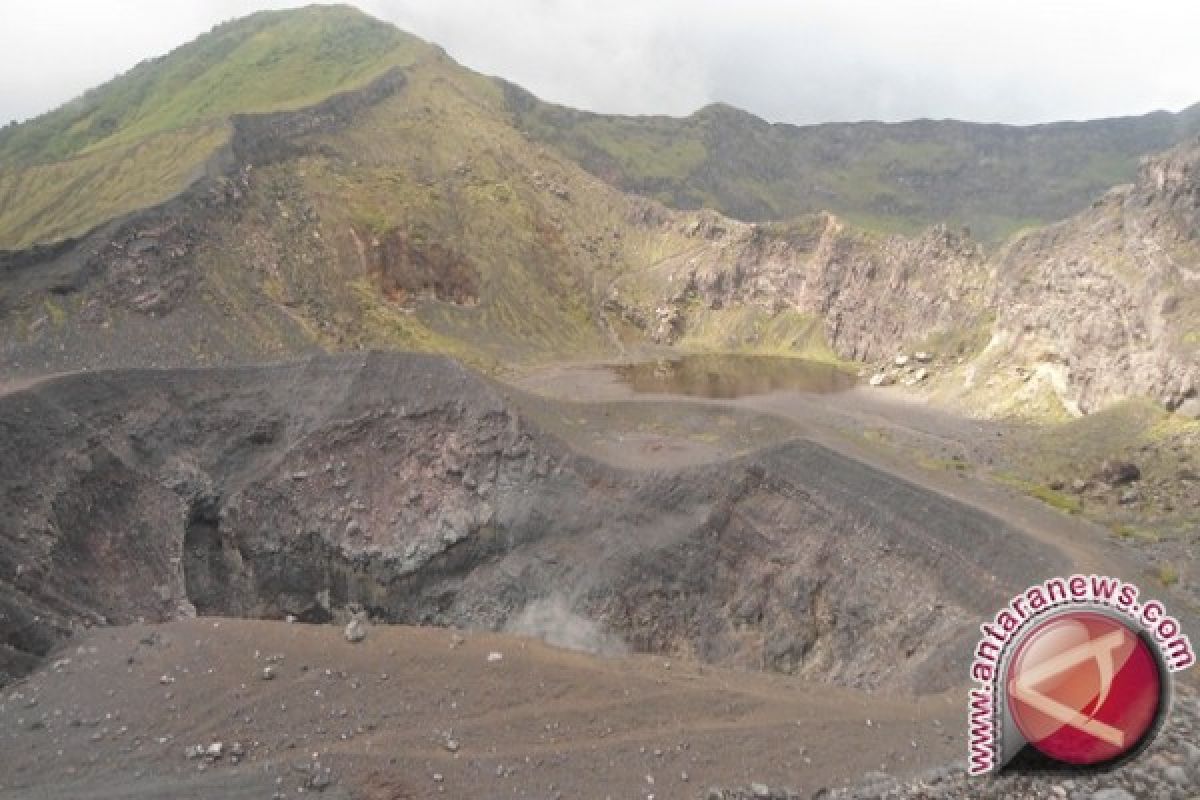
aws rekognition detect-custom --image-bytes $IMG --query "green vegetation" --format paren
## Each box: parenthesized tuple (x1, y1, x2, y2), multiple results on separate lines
(915, 313, 995, 360)
(505, 85, 1200, 243)
(6, 3, 1198, 252)
(1111, 523, 1160, 543)
(1026, 484, 1083, 515)
(0, 6, 425, 166)
(0, 5, 430, 248)
(674, 307, 840, 361)
(42, 297, 67, 327)
(993, 470, 1083, 514)
(1156, 563, 1180, 588)
(0, 124, 228, 248)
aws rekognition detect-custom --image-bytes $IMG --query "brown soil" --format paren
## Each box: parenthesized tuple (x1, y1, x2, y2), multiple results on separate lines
(0, 619, 962, 800)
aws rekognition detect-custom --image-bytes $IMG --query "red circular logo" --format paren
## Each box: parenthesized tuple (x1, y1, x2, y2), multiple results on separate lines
(1005, 611, 1162, 765)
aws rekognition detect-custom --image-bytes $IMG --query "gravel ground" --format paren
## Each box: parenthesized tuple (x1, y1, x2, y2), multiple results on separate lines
(715, 685, 1199, 800)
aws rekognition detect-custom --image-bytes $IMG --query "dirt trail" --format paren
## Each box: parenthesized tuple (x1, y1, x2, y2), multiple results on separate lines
(508, 364, 1133, 580)
(0, 619, 963, 800)
(0, 372, 58, 396)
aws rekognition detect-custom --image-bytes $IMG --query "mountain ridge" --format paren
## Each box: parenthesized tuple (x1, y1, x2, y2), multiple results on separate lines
(4, 4, 1200, 249)
(0, 4, 1198, 421)
(504, 81, 1200, 241)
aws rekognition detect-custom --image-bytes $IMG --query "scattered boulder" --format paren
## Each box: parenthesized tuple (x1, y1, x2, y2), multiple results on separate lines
(868, 373, 893, 388)
(1176, 396, 1200, 419)
(1095, 460, 1140, 486)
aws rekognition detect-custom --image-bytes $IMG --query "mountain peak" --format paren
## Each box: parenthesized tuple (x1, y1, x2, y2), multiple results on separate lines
(0, 3, 427, 167)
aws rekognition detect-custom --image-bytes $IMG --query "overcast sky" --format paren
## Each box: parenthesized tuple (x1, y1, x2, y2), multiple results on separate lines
(1, 0, 1198, 127)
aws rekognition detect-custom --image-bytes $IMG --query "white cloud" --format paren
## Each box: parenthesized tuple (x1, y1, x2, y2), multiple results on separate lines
(1, 0, 1198, 127)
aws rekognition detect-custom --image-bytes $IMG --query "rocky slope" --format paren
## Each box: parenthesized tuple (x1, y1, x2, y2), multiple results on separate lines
(713, 684, 1200, 799)
(609, 136, 1200, 418)
(975, 137, 1200, 416)
(0, 353, 1064, 690)
(1, 6, 1198, 420)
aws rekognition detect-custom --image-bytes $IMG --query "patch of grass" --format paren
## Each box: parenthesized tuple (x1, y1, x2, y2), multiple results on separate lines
(0, 6, 431, 248)
(0, 124, 228, 248)
(1027, 484, 1083, 514)
(1110, 523, 1160, 543)
(993, 471, 1082, 514)
(914, 454, 971, 473)
(916, 313, 995, 360)
(42, 297, 67, 327)
(1156, 563, 1180, 588)
(674, 307, 840, 362)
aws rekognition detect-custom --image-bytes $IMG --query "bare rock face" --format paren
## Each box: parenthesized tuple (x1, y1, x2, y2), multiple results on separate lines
(618, 213, 990, 363)
(619, 137, 1200, 417)
(983, 137, 1200, 414)
(0, 353, 1063, 691)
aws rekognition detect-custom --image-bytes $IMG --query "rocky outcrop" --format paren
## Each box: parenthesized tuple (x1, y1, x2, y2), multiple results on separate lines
(983, 137, 1200, 413)
(611, 137, 1200, 417)
(0, 353, 1063, 690)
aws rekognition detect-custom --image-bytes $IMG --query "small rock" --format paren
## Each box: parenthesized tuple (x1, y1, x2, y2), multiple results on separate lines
(487, 651, 504, 663)
(1089, 790, 1136, 800)
(1176, 395, 1200, 419)
(261, 666, 276, 681)
(344, 612, 368, 643)
(1162, 764, 1188, 786)
(1096, 460, 1141, 486)
(894, 354, 910, 367)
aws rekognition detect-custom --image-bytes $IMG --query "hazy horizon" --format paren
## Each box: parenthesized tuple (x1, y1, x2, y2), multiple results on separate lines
(1, 0, 1198, 128)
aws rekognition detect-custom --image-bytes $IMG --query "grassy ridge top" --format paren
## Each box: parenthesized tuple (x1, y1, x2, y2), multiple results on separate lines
(504, 86, 1200, 243)
(3, 3, 1199, 251)
(0, 4, 429, 249)
(0, 5, 425, 166)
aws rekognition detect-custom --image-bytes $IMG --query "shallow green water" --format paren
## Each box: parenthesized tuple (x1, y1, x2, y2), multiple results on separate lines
(610, 355, 855, 399)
